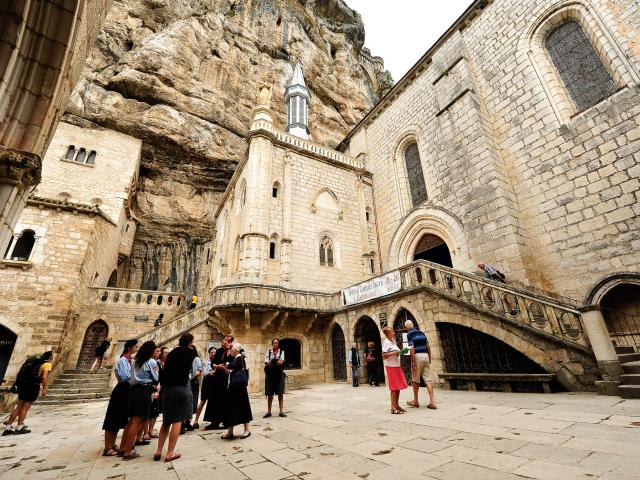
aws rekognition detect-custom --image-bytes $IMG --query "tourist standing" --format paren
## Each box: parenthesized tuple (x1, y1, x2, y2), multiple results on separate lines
(189, 293, 198, 310)
(364, 341, 379, 386)
(381, 326, 407, 414)
(184, 346, 202, 431)
(90, 337, 112, 373)
(154, 333, 196, 462)
(3, 351, 53, 436)
(121, 340, 159, 460)
(348, 343, 360, 387)
(222, 343, 252, 440)
(101, 339, 138, 456)
(264, 338, 286, 417)
(144, 346, 162, 439)
(404, 320, 437, 409)
(203, 335, 234, 430)
(193, 346, 216, 429)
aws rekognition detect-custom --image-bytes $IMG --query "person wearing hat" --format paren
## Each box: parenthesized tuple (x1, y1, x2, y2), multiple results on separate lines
(101, 339, 138, 456)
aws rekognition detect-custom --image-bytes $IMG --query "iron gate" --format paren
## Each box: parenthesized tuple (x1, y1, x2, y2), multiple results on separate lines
(331, 325, 347, 381)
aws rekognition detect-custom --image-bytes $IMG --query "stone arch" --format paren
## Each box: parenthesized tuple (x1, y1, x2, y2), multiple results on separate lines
(328, 321, 347, 381)
(107, 269, 118, 288)
(0, 0, 81, 154)
(388, 206, 472, 270)
(585, 273, 640, 305)
(354, 315, 384, 384)
(278, 333, 308, 370)
(317, 230, 340, 268)
(434, 315, 580, 390)
(0, 314, 27, 382)
(525, 1, 639, 123)
(76, 319, 109, 370)
(391, 128, 429, 215)
(312, 188, 339, 213)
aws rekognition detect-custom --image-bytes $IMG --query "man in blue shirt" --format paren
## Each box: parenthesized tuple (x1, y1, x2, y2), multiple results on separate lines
(405, 320, 437, 409)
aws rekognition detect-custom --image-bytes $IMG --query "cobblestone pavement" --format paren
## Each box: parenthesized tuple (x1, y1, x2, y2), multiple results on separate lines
(1, 384, 640, 479)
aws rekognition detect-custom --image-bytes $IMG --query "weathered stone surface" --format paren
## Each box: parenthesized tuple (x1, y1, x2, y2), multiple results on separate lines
(64, 0, 384, 294)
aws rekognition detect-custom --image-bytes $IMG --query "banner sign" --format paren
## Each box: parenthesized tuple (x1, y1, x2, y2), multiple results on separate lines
(341, 270, 401, 306)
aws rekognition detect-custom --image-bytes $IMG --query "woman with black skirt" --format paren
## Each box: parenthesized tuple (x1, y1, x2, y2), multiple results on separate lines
(222, 343, 252, 440)
(192, 345, 216, 429)
(154, 333, 196, 462)
(121, 340, 159, 460)
(101, 339, 138, 457)
(203, 335, 234, 430)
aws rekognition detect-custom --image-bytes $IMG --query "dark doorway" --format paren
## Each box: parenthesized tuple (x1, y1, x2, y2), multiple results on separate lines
(393, 308, 421, 385)
(437, 322, 548, 391)
(354, 316, 384, 384)
(413, 234, 453, 267)
(0, 326, 17, 385)
(331, 324, 347, 381)
(77, 320, 109, 370)
(601, 284, 640, 351)
(280, 339, 301, 369)
(107, 270, 118, 288)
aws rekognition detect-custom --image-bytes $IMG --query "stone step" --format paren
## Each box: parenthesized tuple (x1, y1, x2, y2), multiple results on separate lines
(621, 361, 640, 374)
(56, 373, 111, 380)
(51, 380, 109, 388)
(47, 386, 110, 394)
(42, 391, 110, 401)
(621, 374, 640, 385)
(614, 346, 636, 354)
(618, 353, 640, 363)
(36, 397, 109, 406)
(618, 385, 640, 399)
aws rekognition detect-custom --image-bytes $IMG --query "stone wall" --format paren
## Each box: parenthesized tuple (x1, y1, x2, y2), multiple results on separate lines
(343, 0, 640, 302)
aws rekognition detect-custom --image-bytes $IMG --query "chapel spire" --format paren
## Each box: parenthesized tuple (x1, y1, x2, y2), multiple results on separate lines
(285, 63, 310, 139)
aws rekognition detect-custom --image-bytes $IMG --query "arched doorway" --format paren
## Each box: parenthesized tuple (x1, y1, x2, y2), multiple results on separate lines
(77, 320, 109, 370)
(331, 324, 347, 381)
(437, 322, 550, 392)
(354, 316, 384, 384)
(0, 325, 17, 384)
(107, 270, 118, 288)
(393, 308, 420, 384)
(413, 234, 452, 267)
(601, 284, 640, 351)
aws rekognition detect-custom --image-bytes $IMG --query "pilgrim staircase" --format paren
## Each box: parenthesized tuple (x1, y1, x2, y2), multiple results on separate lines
(37, 369, 112, 405)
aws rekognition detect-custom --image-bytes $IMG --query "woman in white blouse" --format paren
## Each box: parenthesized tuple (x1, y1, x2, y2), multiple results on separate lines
(381, 326, 408, 414)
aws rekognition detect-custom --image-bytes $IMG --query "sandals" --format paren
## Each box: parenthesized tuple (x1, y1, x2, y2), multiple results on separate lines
(406, 400, 420, 408)
(134, 440, 151, 446)
(397, 407, 407, 413)
(122, 452, 141, 461)
(240, 431, 251, 439)
(427, 403, 438, 410)
(102, 448, 118, 457)
(153, 453, 162, 461)
(165, 453, 181, 462)
(390, 409, 405, 415)
(221, 433, 235, 440)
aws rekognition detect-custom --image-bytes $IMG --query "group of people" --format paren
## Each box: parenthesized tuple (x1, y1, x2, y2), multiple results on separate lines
(351, 320, 438, 415)
(101, 332, 252, 462)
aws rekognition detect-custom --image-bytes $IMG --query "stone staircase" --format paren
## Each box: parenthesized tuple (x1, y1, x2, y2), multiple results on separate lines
(617, 346, 640, 399)
(38, 369, 111, 405)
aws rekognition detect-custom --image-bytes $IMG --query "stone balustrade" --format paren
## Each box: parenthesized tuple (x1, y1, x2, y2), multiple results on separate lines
(398, 260, 588, 349)
(137, 305, 210, 345)
(90, 287, 186, 310)
(212, 284, 340, 312)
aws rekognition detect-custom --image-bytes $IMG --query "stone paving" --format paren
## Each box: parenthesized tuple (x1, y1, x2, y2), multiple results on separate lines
(1, 384, 640, 479)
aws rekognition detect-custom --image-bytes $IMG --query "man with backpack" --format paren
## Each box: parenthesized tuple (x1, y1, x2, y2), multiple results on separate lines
(3, 351, 53, 435)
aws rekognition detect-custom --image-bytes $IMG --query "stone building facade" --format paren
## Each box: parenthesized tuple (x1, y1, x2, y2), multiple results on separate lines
(1, 0, 640, 402)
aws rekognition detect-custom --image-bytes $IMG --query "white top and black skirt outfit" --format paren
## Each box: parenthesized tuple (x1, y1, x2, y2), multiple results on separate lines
(102, 355, 132, 432)
(129, 358, 159, 419)
(264, 348, 285, 396)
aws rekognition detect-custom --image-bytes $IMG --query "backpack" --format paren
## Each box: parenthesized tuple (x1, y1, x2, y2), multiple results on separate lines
(16, 356, 45, 385)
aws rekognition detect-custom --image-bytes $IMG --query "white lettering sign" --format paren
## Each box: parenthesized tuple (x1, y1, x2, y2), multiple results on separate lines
(341, 270, 401, 306)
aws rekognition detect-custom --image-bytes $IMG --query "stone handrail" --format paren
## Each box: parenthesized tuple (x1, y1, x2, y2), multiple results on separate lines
(90, 286, 186, 308)
(211, 284, 340, 312)
(137, 305, 210, 345)
(397, 260, 588, 350)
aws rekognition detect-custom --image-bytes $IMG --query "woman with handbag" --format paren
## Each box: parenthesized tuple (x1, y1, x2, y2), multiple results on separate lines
(222, 343, 252, 440)
(203, 335, 234, 430)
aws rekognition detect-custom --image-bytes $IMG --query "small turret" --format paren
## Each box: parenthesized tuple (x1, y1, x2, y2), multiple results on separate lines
(285, 63, 310, 139)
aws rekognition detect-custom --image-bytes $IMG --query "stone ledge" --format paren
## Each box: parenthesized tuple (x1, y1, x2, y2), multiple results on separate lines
(59, 157, 95, 168)
(0, 259, 33, 270)
(0, 145, 42, 186)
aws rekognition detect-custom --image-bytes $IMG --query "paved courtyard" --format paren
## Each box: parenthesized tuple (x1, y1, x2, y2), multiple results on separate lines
(1, 384, 640, 479)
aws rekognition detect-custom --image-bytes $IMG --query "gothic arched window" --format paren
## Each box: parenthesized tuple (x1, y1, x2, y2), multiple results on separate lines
(319, 236, 334, 267)
(404, 143, 427, 207)
(75, 148, 86, 163)
(86, 150, 97, 165)
(545, 21, 617, 111)
(8, 230, 35, 261)
(65, 145, 76, 160)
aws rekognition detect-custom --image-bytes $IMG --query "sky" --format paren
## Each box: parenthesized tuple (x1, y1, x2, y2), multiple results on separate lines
(346, 1, 473, 81)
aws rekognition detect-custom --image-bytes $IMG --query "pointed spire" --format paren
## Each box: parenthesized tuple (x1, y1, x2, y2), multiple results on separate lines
(289, 62, 306, 88)
(285, 62, 311, 140)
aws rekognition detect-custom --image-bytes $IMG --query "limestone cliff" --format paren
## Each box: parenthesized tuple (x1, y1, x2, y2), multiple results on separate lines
(64, 0, 384, 295)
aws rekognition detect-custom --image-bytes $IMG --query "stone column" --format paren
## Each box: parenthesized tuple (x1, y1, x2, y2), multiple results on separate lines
(281, 154, 293, 284)
(580, 306, 622, 395)
(0, 146, 42, 256)
(356, 175, 371, 279)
